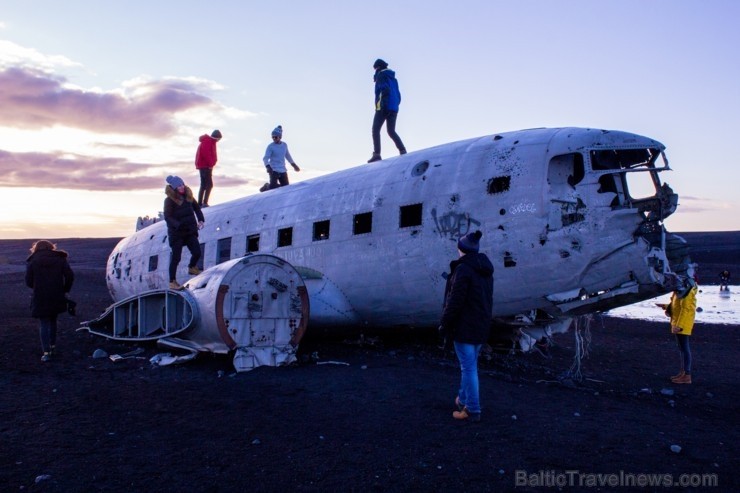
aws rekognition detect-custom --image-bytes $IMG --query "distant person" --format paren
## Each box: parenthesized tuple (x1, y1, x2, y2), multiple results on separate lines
(25, 240, 74, 362)
(439, 230, 494, 422)
(368, 58, 406, 163)
(164, 175, 205, 290)
(719, 270, 730, 291)
(658, 276, 698, 384)
(195, 129, 222, 207)
(262, 125, 300, 190)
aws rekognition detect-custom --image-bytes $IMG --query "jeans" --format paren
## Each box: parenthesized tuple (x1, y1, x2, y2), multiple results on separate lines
(675, 334, 692, 374)
(269, 171, 289, 189)
(371, 109, 405, 155)
(198, 168, 213, 206)
(169, 234, 201, 281)
(454, 341, 483, 414)
(39, 316, 58, 353)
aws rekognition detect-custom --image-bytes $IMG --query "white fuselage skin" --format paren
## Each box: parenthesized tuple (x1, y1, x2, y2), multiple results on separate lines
(107, 127, 677, 330)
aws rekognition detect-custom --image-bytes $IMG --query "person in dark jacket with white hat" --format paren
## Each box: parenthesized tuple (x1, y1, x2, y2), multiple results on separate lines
(164, 175, 205, 290)
(25, 240, 74, 362)
(440, 230, 494, 422)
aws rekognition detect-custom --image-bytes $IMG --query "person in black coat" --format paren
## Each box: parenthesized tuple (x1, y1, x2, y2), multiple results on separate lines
(25, 240, 74, 362)
(164, 175, 205, 290)
(440, 230, 494, 422)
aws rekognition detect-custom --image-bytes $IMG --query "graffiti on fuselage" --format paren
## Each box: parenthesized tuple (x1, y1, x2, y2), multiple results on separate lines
(431, 208, 482, 240)
(509, 202, 537, 215)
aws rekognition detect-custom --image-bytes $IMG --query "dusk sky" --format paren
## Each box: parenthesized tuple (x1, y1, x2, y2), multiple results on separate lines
(1, 0, 738, 239)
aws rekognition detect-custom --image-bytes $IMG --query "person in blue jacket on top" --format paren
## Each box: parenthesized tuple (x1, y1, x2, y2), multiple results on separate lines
(368, 59, 406, 163)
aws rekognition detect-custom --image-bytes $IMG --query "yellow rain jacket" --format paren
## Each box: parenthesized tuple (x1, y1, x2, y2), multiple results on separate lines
(669, 286, 698, 335)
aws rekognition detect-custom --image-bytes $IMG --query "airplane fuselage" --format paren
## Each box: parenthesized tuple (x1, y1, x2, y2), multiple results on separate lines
(107, 127, 685, 338)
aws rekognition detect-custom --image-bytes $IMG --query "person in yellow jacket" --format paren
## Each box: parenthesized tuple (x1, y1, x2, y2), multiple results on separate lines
(659, 277, 698, 384)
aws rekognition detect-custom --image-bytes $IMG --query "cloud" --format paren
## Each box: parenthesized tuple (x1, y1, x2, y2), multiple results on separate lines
(0, 67, 220, 136)
(0, 39, 80, 71)
(0, 149, 249, 191)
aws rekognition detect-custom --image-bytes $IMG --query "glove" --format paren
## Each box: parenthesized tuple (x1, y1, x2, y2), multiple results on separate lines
(291, 163, 301, 172)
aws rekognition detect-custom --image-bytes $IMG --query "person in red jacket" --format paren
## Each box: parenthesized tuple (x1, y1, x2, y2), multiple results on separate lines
(194, 129, 222, 207)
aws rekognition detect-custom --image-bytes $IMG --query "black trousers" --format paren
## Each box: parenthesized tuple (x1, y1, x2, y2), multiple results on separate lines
(372, 109, 405, 155)
(169, 234, 201, 281)
(198, 168, 213, 206)
(269, 171, 290, 189)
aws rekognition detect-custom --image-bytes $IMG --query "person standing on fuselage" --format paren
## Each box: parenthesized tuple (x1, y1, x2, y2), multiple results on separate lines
(263, 125, 300, 190)
(164, 175, 205, 290)
(368, 58, 406, 163)
(195, 129, 222, 207)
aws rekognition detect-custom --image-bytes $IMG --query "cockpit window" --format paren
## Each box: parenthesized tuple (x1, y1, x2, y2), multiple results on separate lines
(590, 148, 663, 171)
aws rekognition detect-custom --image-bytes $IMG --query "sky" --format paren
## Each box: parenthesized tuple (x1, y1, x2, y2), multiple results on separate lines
(1, 0, 738, 239)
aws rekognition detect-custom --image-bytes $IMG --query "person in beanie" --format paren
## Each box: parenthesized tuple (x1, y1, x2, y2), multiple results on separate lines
(658, 273, 698, 384)
(262, 125, 300, 190)
(194, 129, 222, 207)
(164, 175, 205, 290)
(25, 240, 74, 362)
(439, 230, 494, 422)
(368, 58, 406, 163)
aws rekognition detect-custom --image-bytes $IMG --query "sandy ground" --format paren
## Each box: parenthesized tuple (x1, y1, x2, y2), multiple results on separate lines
(1, 236, 738, 492)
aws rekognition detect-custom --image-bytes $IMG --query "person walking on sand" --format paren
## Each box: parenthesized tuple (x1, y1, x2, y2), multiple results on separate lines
(25, 240, 74, 362)
(439, 230, 494, 422)
(164, 175, 205, 290)
(262, 125, 300, 190)
(659, 275, 698, 384)
(719, 270, 730, 291)
(368, 58, 406, 163)
(195, 129, 222, 207)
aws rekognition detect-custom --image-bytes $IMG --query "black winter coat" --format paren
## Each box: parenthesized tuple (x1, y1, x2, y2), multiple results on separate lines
(164, 185, 204, 243)
(440, 252, 494, 344)
(25, 249, 74, 318)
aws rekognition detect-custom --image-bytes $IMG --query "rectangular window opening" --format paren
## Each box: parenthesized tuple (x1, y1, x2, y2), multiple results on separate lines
(487, 175, 511, 194)
(148, 255, 158, 272)
(353, 212, 372, 235)
(313, 220, 331, 241)
(278, 227, 293, 247)
(247, 234, 260, 253)
(217, 237, 232, 264)
(399, 203, 423, 228)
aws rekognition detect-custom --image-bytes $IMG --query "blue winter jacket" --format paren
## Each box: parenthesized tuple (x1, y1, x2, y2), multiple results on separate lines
(374, 69, 401, 112)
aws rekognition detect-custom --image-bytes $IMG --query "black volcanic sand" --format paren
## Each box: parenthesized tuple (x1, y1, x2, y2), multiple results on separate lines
(1, 235, 738, 492)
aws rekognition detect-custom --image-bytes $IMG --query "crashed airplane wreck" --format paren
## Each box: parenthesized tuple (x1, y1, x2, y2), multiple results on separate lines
(82, 127, 691, 371)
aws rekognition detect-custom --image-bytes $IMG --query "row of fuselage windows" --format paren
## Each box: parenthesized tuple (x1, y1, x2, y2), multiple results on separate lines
(148, 203, 424, 272)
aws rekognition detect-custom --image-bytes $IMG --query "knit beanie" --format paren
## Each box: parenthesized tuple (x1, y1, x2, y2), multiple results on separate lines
(166, 175, 185, 189)
(373, 58, 388, 70)
(271, 125, 283, 137)
(211, 129, 222, 139)
(458, 230, 482, 254)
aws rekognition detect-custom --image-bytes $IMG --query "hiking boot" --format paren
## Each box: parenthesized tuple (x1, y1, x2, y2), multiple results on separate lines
(399, 148, 407, 155)
(672, 374, 692, 384)
(41, 353, 51, 362)
(169, 280, 183, 290)
(670, 370, 685, 380)
(455, 396, 465, 412)
(188, 266, 202, 275)
(453, 407, 481, 422)
(367, 153, 382, 163)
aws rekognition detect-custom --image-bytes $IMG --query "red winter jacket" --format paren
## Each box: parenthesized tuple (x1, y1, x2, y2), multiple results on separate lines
(195, 134, 219, 169)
